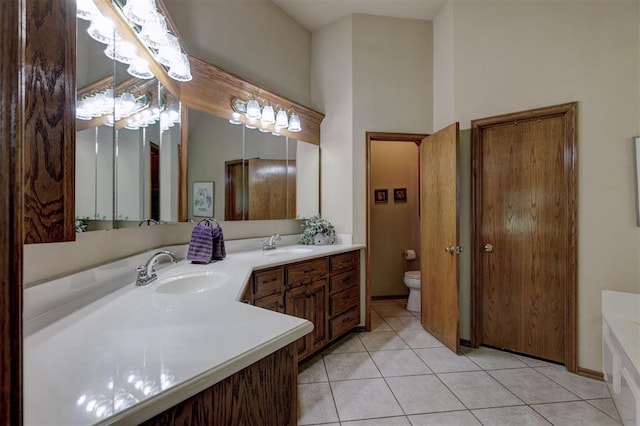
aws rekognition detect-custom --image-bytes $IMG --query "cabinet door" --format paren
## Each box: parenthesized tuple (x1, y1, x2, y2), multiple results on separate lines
(307, 278, 328, 353)
(285, 285, 309, 357)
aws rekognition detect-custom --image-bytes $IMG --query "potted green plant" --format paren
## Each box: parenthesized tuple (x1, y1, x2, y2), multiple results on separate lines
(300, 215, 336, 245)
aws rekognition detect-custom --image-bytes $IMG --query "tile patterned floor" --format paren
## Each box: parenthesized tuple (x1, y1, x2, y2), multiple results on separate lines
(298, 298, 621, 426)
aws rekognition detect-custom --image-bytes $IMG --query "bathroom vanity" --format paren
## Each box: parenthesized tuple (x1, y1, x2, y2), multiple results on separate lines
(24, 241, 364, 425)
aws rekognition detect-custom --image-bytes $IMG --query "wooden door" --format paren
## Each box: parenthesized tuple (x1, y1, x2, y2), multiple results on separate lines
(420, 122, 460, 353)
(472, 103, 577, 366)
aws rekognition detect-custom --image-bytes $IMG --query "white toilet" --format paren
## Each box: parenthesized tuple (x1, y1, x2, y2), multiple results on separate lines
(403, 270, 421, 312)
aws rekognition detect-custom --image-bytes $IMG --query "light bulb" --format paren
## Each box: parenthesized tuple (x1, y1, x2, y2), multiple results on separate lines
(261, 104, 275, 123)
(246, 98, 261, 120)
(275, 109, 289, 128)
(288, 112, 302, 132)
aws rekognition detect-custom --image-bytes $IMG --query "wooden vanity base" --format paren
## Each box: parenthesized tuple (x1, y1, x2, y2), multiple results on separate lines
(141, 343, 298, 426)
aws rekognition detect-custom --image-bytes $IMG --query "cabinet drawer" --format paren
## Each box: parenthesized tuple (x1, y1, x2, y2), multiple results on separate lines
(330, 251, 359, 272)
(329, 285, 359, 317)
(329, 268, 358, 294)
(253, 268, 284, 298)
(329, 306, 360, 340)
(255, 292, 285, 313)
(286, 258, 328, 288)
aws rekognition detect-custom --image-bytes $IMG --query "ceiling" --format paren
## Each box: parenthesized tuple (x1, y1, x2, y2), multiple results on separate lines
(271, 0, 447, 32)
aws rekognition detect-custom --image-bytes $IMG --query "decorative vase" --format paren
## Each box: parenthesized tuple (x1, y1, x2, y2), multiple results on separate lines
(313, 232, 329, 245)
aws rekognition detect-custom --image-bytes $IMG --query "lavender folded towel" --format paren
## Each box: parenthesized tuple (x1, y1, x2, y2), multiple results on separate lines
(212, 225, 226, 260)
(187, 224, 214, 263)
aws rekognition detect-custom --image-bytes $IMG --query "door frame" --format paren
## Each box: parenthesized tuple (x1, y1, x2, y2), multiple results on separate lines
(365, 132, 428, 330)
(470, 102, 578, 372)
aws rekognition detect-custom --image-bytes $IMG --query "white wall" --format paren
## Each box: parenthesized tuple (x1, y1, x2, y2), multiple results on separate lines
(296, 141, 320, 218)
(312, 14, 433, 243)
(311, 16, 354, 234)
(163, 0, 311, 105)
(116, 128, 143, 221)
(434, 0, 640, 371)
(76, 128, 97, 219)
(352, 14, 433, 244)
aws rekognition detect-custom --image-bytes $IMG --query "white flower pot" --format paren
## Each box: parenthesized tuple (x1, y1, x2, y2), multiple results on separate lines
(313, 232, 329, 245)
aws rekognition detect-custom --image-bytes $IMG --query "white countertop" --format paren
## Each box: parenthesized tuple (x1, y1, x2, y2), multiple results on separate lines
(24, 242, 364, 425)
(602, 290, 640, 374)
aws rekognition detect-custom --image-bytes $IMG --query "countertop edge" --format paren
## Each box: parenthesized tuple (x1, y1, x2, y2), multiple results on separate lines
(99, 320, 314, 426)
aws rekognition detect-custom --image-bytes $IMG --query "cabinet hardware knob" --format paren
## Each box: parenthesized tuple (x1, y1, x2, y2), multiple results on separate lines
(484, 243, 493, 252)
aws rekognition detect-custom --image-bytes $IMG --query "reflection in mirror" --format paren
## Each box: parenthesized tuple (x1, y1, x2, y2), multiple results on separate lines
(242, 128, 289, 220)
(159, 88, 181, 223)
(75, 15, 115, 231)
(187, 109, 242, 221)
(292, 140, 320, 219)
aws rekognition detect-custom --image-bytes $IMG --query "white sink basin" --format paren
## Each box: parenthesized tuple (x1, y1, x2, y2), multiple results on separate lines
(154, 271, 229, 295)
(263, 247, 314, 256)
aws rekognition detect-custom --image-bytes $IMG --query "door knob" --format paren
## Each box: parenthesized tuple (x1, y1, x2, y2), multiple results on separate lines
(455, 246, 463, 254)
(484, 244, 493, 252)
(444, 246, 455, 254)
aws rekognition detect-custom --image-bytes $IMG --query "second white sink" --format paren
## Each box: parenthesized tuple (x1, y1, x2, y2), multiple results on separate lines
(263, 247, 314, 256)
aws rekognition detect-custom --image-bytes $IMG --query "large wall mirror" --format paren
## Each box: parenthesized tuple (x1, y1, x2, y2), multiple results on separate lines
(75, 0, 321, 232)
(186, 109, 320, 221)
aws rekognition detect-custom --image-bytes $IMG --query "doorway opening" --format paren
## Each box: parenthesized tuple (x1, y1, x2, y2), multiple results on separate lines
(365, 132, 427, 330)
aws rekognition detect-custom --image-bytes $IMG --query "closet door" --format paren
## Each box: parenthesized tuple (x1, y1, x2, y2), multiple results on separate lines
(472, 103, 577, 368)
(419, 122, 460, 354)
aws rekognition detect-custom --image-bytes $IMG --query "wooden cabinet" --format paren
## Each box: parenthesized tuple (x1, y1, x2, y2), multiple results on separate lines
(142, 343, 298, 426)
(245, 250, 360, 362)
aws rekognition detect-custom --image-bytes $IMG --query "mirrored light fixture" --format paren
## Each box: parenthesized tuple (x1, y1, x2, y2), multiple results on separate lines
(229, 96, 303, 135)
(76, 89, 148, 122)
(77, 0, 192, 82)
(127, 59, 154, 80)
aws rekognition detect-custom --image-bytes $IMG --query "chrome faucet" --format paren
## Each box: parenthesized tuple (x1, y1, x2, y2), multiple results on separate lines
(262, 234, 281, 251)
(136, 250, 178, 286)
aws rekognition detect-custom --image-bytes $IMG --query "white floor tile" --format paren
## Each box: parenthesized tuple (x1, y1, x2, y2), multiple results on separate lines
(324, 352, 381, 381)
(471, 405, 551, 425)
(386, 374, 465, 415)
(298, 355, 328, 383)
(531, 400, 621, 425)
(385, 315, 424, 331)
(408, 410, 481, 426)
(535, 365, 611, 399)
(371, 316, 394, 332)
(414, 347, 481, 373)
(323, 332, 367, 354)
(342, 416, 412, 426)
(437, 371, 523, 409)
(298, 382, 339, 425)
(586, 398, 621, 422)
(359, 331, 410, 351)
(488, 368, 580, 404)
(396, 329, 444, 349)
(331, 378, 404, 421)
(371, 349, 433, 377)
(462, 346, 528, 370)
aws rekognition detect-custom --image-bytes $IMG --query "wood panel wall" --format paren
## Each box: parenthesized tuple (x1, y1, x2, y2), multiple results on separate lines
(141, 343, 298, 426)
(1, 0, 23, 424)
(23, 0, 76, 243)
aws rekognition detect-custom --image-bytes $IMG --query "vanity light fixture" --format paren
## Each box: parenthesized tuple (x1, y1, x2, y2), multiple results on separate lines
(229, 96, 303, 134)
(77, 0, 192, 82)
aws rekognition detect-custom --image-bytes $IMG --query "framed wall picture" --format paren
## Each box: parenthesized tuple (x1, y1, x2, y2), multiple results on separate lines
(374, 189, 388, 204)
(394, 188, 407, 203)
(193, 181, 214, 217)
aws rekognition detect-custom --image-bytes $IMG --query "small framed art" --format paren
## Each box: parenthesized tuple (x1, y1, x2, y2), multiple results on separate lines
(193, 181, 214, 217)
(394, 188, 407, 203)
(374, 189, 388, 204)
